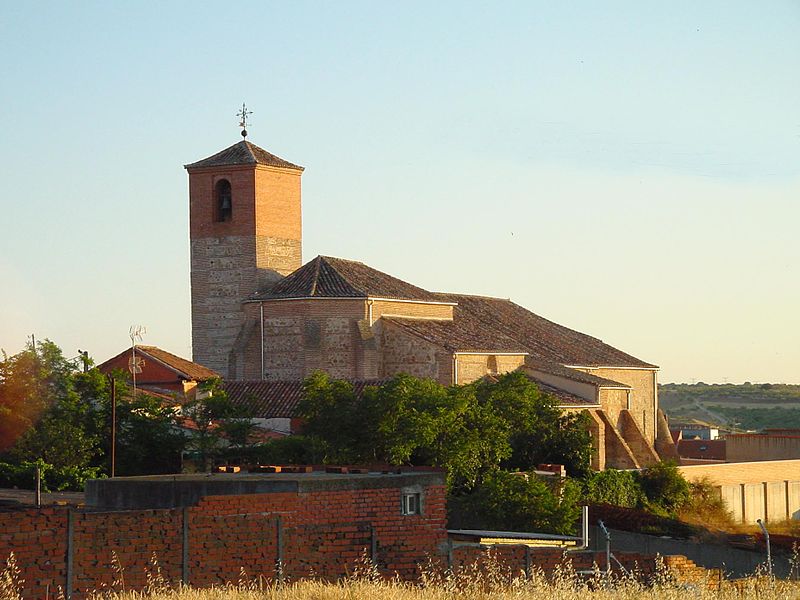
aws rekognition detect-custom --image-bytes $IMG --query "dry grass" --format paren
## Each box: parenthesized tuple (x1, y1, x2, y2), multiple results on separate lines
(3, 552, 800, 600)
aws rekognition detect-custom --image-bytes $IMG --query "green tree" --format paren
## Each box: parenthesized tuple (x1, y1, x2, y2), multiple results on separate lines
(582, 469, 643, 508)
(183, 378, 247, 470)
(448, 470, 581, 534)
(638, 461, 690, 515)
(113, 388, 186, 476)
(297, 371, 593, 488)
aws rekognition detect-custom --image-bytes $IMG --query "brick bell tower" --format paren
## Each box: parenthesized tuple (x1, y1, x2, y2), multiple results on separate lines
(184, 127, 304, 377)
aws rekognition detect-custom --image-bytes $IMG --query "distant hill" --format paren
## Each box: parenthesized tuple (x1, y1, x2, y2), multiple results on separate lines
(659, 382, 800, 431)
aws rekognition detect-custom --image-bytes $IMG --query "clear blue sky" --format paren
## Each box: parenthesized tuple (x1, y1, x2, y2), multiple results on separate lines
(1, 2, 798, 383)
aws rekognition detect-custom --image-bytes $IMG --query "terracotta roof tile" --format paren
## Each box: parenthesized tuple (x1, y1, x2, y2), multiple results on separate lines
(250, 257, 655, 370)
(383, 315, 526, 354)
(524, 377, 600, 407)
(435, 293, 656, 369)
(135, 346, 220, 381)
(97, 346, 219, 382)
(223, 379, 386, 419)
(521, 360, 630, 388)
(184, 141, 304, 171)
(252, 256, 442, 302)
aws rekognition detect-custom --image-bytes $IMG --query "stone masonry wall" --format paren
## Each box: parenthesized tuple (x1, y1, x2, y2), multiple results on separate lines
(580, 368, 657, 443)
(378, 321, 441, 382)
(455, 354, 526, 385)
(259, 299, 366, 380)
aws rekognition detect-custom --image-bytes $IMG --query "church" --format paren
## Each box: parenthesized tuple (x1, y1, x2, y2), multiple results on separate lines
(184, 136, 677, 470)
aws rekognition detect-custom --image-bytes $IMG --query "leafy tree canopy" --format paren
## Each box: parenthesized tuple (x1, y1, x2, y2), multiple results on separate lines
(298, 370, 592, 487)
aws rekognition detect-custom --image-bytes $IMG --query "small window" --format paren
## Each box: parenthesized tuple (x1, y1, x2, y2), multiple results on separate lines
(401, 492, 421, 516)
(215, 179, 232, 222)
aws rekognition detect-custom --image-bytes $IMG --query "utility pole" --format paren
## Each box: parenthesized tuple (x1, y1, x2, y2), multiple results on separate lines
(108, 375, 117, 478)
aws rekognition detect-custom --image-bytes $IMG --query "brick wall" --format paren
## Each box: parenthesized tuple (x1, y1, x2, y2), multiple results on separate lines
(0, 480, 447, 599)
(257, 299, 366, 380)
(450, 546, 721, 589)
(369, 300, 453, 321)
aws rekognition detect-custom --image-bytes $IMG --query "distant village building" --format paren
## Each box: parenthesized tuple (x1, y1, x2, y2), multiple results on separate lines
(97, 345, 219, 398)
(182, 138, 678, 470)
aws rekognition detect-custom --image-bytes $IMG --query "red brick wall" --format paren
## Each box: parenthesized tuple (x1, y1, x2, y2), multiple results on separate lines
(0, 483, 447, 599)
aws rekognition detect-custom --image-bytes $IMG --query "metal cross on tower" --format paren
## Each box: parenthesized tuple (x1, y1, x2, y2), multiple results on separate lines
(237, 103, 253, 138)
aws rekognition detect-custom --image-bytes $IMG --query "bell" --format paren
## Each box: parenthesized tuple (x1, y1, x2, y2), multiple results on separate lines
(220, 196, 231, 210)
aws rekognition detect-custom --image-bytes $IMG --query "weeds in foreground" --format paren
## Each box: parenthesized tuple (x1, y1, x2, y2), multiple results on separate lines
(3, 549, 800, 600)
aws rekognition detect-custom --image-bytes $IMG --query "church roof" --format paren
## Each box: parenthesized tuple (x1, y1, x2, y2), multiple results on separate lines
(250, 256, 656, 370)
(383, 293, 655, 369)
(252, 256, 444, 303)
(521, 360, 630, 388)
(437, 293, 657, 369)
(184, 140, 304, 171)
(224, 377, 595, 417)
(224, 379, 387, 419)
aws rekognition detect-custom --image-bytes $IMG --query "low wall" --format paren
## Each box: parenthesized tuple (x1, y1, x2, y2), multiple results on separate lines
(678, 460, 800, 524)
(726, 435, 800, 462)
(450, 545, 720, 589)
(0, 474, 447, 599)
(588, 527, 791, 578)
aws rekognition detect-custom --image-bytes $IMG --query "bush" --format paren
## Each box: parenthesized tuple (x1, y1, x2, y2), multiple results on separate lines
(220, 435, 326, 466)
(582, 469, 643, 508)
(679, 476, 735, 528)
(638, 461, 690, 515)
(0, 460, 103, 492)
(448, 470, 581, 535)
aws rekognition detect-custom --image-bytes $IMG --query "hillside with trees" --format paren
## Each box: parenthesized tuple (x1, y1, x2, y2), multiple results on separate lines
(659, 382, 800, 430)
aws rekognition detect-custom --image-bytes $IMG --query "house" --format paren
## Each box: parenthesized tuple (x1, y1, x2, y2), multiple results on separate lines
(184, 138, 678, 470)
(97, 345, 219, 397)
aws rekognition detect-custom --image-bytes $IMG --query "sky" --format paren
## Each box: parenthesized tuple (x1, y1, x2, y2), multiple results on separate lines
(0, 2, 798, 384)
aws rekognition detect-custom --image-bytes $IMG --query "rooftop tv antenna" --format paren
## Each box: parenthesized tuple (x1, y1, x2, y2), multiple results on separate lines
(237, 102, 253, 139)
(129, 325, 146, 399)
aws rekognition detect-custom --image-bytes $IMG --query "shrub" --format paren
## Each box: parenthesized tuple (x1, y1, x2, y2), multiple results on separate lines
(582, 469, 643, 508)
(0, 460, 103, 492)
(448, 470, 581, 535)
(638, 461, 690, 515)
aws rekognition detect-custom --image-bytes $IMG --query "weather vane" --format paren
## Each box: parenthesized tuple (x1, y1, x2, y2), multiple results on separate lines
(237, 103, 253, 138)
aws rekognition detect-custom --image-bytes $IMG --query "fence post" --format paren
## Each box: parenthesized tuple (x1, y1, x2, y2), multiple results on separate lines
(65, 509, 74, 600)
(370, 527, 378, 566)
(182, 507, 190, 585)
(524, 545, 531, 578)
(275, 516, 284, 584)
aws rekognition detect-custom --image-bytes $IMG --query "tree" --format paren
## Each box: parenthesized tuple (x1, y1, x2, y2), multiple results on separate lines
(297, 371, 593, 487)
(448, 470, 582, 534)
(182, 378, 250, 470)
(638, 461, 690, 515)
(0, 339, 193, 487)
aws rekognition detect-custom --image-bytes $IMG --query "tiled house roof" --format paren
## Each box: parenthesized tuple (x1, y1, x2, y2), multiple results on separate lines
(98, 345, 219, 382)
(184, 141, 304, 171)
(522, 360, 630, 388)
(224, 377, 593, 417)
(252, 256, 442, 302)
(223, 379, 386, 419)
(383, 315, 526, 354)
(248, 255, 656, 370)
(435, 293, 656, 369)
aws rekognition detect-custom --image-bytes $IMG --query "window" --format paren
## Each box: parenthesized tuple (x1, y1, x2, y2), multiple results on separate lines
(215, 179, 232, 222)
(401, 492, 421, 516)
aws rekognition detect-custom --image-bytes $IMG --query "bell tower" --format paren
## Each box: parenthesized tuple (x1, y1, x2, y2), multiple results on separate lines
(185, 138, 303, 376)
